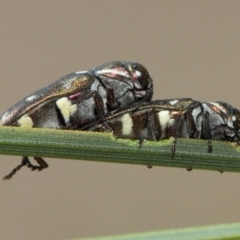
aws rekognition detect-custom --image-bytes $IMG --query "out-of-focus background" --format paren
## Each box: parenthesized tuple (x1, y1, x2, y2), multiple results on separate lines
(1, 1, 240, 239)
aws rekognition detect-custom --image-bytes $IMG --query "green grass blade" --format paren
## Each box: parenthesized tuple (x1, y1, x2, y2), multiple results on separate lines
(0, 126, 240, 172)
(78, 223, 240, 240)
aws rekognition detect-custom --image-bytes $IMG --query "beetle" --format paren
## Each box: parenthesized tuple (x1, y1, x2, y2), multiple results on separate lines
(81, 98, 240, 154)
(1, 61, 153, 180)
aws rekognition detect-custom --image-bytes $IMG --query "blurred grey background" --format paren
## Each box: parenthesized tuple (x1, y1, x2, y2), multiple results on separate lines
(1, 1, 240, 239)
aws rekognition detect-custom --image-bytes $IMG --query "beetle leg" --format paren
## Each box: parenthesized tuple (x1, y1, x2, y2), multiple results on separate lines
(147, 108, 161, 141)
(185, 110, 197, 138)
(236, 131, 240, 146)
(171, 138, 176, 155)
(3, 156, 48, 180)
(172, 112, 186, 154)
(26, 157, 49, 171)
(138, 138, 144, 148)
(138, 108, 160, 148)
(201, 112, 212, 153)
(94, 75, 120, 111)
(176, 112, 186, 138)
(3, 157, 29, 180)
(139, 108, 160, 168)
(106, 86, 120, 110)
(92, 91, 105, 121)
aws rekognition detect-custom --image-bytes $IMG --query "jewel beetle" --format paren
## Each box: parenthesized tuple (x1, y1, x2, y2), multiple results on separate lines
(82, 98, 240, 155)
(1, 61, 153, 179)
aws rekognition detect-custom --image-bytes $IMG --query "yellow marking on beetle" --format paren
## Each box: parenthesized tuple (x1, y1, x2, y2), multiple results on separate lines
(56, 97, 77, 124)
(18, 115, 33, 128)
(121, 113, 133, 135)
(169, 99, 179, 105)
(158, 110, 170, 130)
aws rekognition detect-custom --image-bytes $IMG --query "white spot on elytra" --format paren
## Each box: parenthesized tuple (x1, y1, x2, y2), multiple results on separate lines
(158, 110, 170, 130)
(121, 113, 133, 135)
(232, 115, 237, 121)
(1, 111, 9, 121)
(135, 70, 142, 77)
(18, 115, 33, 128)
(75, 70, 88, 75)
(26, 95, 37, 102)
(56, 97, 77, 124)
(62, 79, 75, 90)
(169, 99, 179, 105)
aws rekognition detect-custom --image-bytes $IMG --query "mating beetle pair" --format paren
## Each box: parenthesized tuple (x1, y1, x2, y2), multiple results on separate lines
(1, 61, 240, 179)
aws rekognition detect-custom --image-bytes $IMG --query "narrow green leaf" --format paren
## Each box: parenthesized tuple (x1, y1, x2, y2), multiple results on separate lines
(78, 223, 240, 240)
(0, 126, 240, 172)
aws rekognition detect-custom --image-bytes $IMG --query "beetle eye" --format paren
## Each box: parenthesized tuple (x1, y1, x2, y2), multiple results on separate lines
(133, 64, 152, 89)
